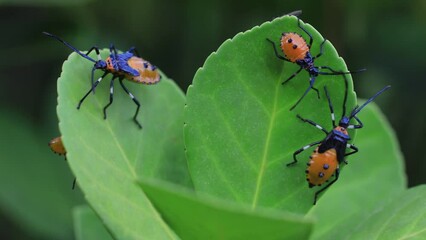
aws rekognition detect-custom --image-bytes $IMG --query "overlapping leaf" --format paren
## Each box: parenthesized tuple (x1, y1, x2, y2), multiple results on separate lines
(350, 185, 426, 240)
(57, 50, 190, 239)
(138, 177, 313, 240)
(184, 15, 357, 213)
(73, 205, 114, 240)
(308, 103, 406, 239)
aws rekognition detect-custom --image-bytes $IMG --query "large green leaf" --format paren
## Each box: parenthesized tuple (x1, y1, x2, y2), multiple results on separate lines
(308, 103, 406, 239)
(0, 110, 84, 240)
(350, 185, 426, 240)
(73, 205, 114, 240)
(184, 15, 356, 213)
(57, 50, 190, 239)
(138, 177, 313, 240)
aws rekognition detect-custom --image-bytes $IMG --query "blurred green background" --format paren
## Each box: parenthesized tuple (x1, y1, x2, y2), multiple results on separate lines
(0, 0, 424, 239)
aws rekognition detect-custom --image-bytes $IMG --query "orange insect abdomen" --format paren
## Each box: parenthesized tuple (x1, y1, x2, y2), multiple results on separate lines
(126, 57, 161, 84)
(306, 147, 338, 187)
(280, 33, 309, 62)
(48, 136, 66, 155)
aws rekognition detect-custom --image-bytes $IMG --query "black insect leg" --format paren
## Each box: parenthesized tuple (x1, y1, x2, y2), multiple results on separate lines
(296, 114, 328, 135)
(318, 66, 366, 75)
(324, 86, 337, 128)
(86, 46, 101, 59)
(313, 168, 340, 205)
(344, 144, 358, 157)
(127, 47, 141, 57)
(119, 78, 143, 129)
(110, 43, 118, 57)
(103, 76, 117, 120)
(77, 72, 109, 110)
(287, 140, 322, 167)
(313, 38, 327, 60)
(297, 17, 313, 47)
(266, 38, 291, 62)
(282, 66, 303, 85)
(72, 178, 77, 190)
(86, 47, 101, 93)
(289, 77, 318, 111)
(348, 115, 363, 129)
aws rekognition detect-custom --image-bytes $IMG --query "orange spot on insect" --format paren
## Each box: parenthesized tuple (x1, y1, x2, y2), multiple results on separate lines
(126, 57, 161, 84)
(280, 33, 309, 62)
(306, 147, 338, 186)
(49, 136, 66, 155)
(334, 126, 348, 136)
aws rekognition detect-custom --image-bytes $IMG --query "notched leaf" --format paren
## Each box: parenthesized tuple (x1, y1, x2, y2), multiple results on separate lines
(57, 50, 188, 239)
(185, 15, 356, 213)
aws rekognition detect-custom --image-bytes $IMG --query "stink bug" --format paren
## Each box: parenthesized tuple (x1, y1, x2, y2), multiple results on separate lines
(287, 76, 390, 204)
(49, 136, 66, 156)
(43, 32, 161, 129)
(48, 136, 76, 189)
(266, 17, 365, 110)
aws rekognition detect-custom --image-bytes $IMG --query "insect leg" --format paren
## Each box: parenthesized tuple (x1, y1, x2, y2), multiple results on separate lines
(296, 114, 328, 135)
(289, 77, 316, 111)
(287, 140, 322, 166)
(324, 86, 337, 128)
(348, 115, 363, 129)
(86, 46, 101, 60)
(110, 43, 118, 58)
(127, 47, 141, 57)
(282, 66, 303, 85)
(103, 76, 117, 120)
(119, 78, 142, 129)
(266, 38, 291, 62)
(318, 66, 366, 75)
(297, 17, 313, 47)
(313, 38, 327, 59)
(344, 144, 358, 157)
(313, 168, 340, 205)
(77, 72, 108, 109)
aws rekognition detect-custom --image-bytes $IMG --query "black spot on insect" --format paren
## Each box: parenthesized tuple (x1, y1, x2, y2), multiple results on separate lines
(323, 164, 329, 170)
(288, 38, 293, 43)
(318, 172, 325, 178)
(305, 170, 309, 174)
(307, 162, 311, 166)
(293, 44, 298, 49)
(309, 156, 313, 159)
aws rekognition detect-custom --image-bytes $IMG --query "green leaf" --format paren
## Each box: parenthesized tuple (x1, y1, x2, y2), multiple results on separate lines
(58, 50, 191, 239)
(349, 185, 426, 240)
(138, 177, 314, 240)
(307, 102, 407, 239)
(184, 15, 356, 213)
(0, 110, 84, 240)
(73, 205, 114, 240)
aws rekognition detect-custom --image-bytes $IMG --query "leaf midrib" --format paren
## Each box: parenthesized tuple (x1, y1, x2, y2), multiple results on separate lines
(67, 72, 178, 240)
(251, 71, 282, 209)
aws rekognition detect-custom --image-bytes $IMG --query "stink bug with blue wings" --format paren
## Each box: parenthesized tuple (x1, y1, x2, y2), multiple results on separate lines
(43, 32, 161, 129)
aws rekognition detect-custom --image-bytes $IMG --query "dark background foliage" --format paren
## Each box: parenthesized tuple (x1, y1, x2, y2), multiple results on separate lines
(0, 0, 424, 239)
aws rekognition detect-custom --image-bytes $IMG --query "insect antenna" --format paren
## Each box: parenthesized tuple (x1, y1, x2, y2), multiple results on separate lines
(349, 85, 391, 119)
(43, 32, 96, 63)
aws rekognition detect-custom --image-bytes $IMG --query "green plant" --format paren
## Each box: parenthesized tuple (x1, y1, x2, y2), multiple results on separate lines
(12, 15, 424, 240)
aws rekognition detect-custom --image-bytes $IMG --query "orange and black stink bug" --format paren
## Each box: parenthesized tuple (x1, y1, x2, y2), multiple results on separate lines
(43, 32, 161, 128)
(267, 17, 365, 110)
(287, 76, 390, 204)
